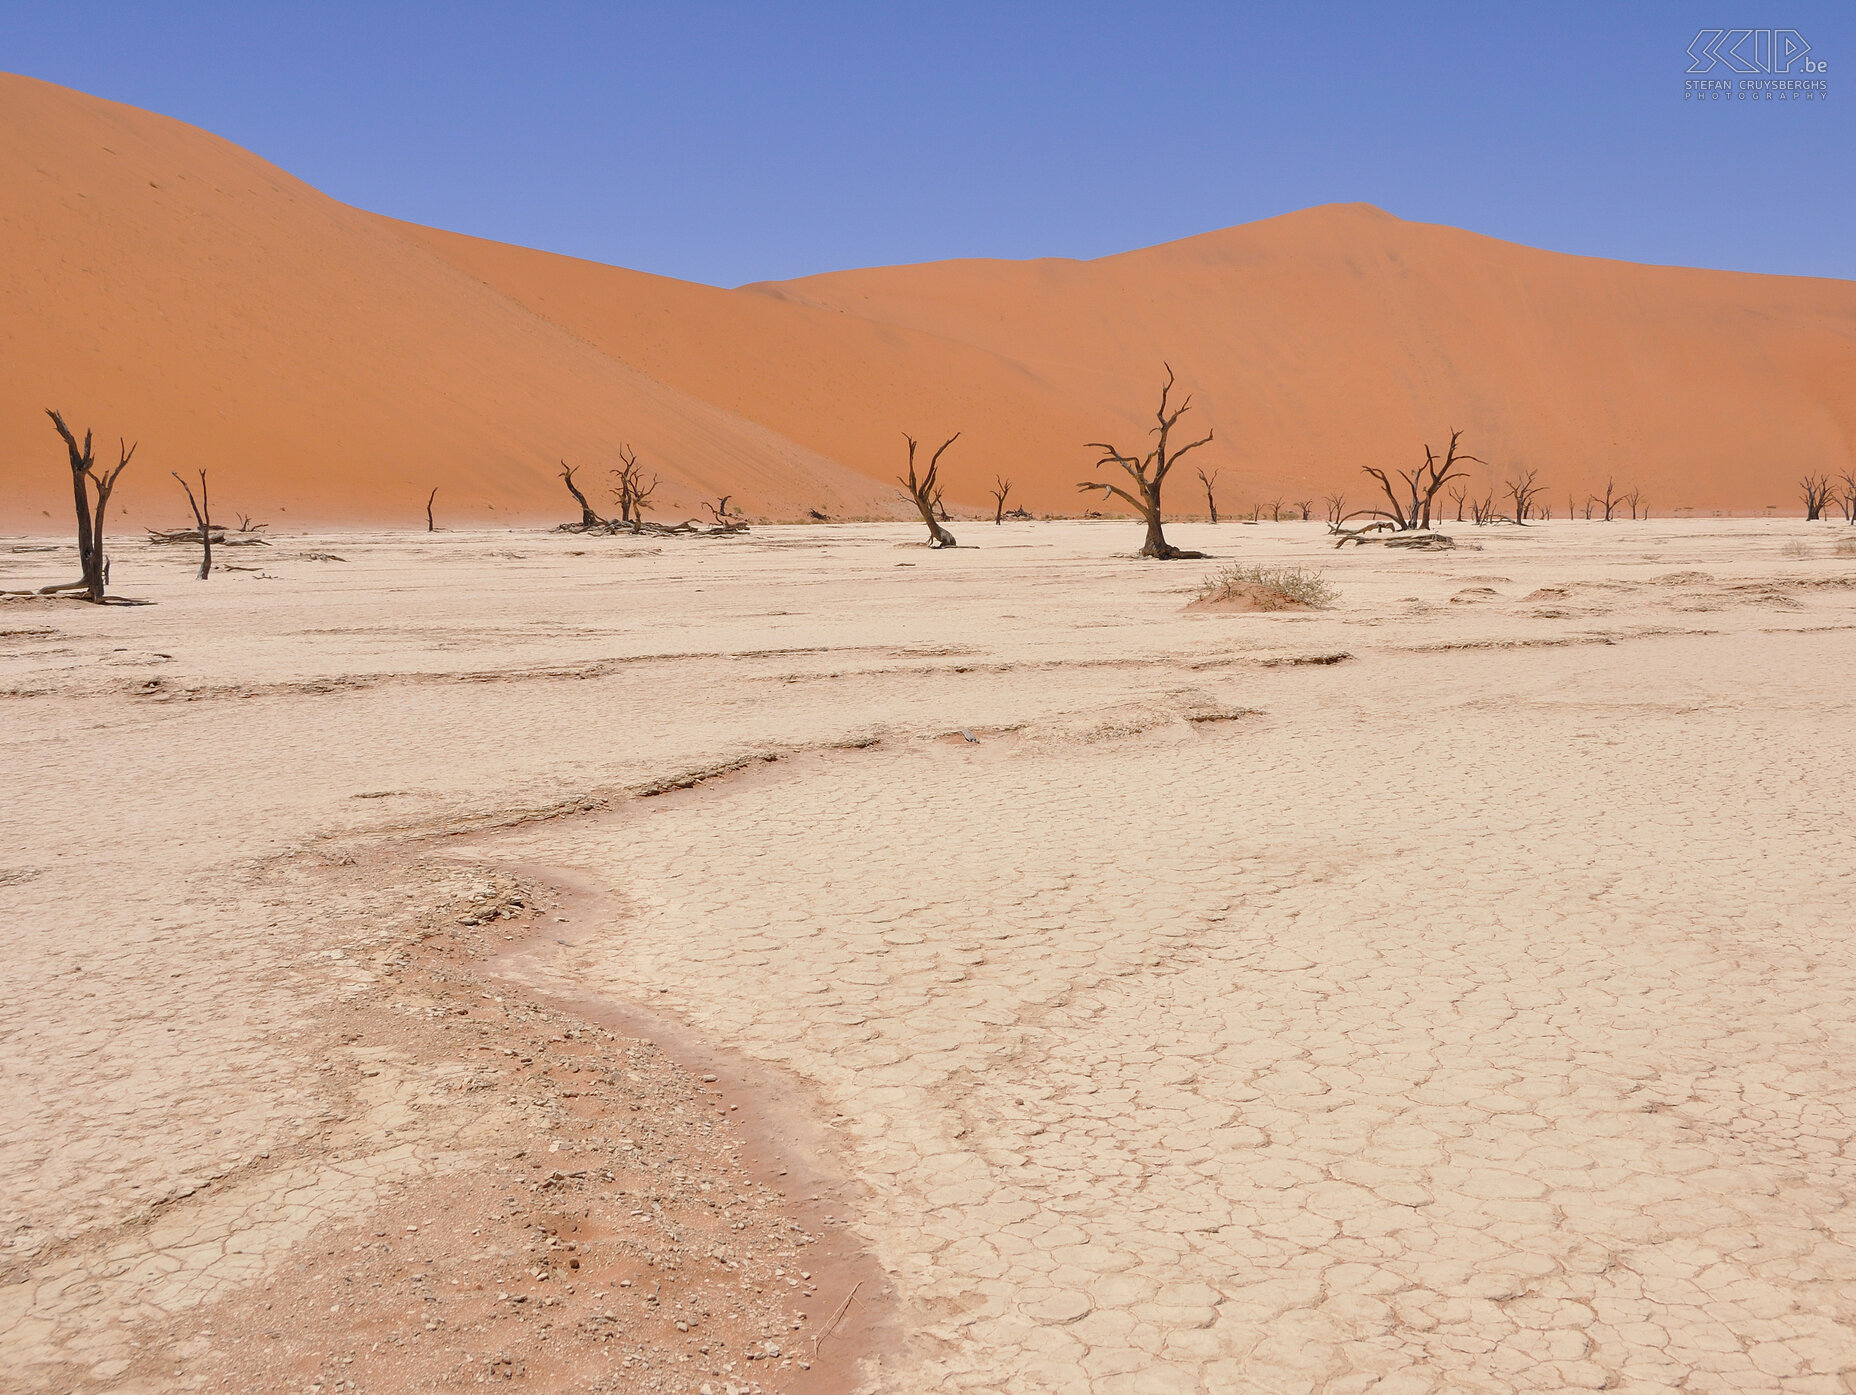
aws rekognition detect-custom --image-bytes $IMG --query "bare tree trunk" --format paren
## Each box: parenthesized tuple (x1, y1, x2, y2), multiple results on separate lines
(900, 433, 959, 547)
(560, 461, 603, 528)
(1360, 430, 1479, 530)
(990, 476, 1012, 524)
(1592, 478, 1621, 521)
(1197, 468, 1219, 523)
(48, 411, 97, 586)
(1080, 364, 1212, 560)
(1507, 469, 1545, 524)
(172, 470, 213, 579)
(46, 411, 133, 600)
(1801, 474, 1834, 521)
(426, 486, 438, 532)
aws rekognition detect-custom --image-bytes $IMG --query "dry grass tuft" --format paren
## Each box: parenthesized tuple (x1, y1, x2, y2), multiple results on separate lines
(1196, 564, 1335, 608)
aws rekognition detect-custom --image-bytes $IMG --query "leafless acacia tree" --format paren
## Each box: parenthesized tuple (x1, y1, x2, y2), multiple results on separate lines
(989, 476, 1013, 524)
(171, 470, 213, 580)
(900, 432, 959, 547)
(1470, 490, 1499, 524)
(1323, 493, 1348, 531)
(46, 410, 135, 601)
(1447, 483, 1468, 522)
(1507, 469, 1547, 524)
(1078, 365, 1212, 559)
(426, 486, 438, 532)
(1623, 487, 1646, 520)
(1838, 471, 1856, 523)
(1591, 478, 1624, 521)
(560, 461, 606, 529)
(611, 445, 661, 531)
(1294, 499, 1315, 522)
(1359, 429, 1480, 531)
(1266, 496, 1286, 523)
(1801, 473, 1835, 521)
(1196, 467, 1219, 523)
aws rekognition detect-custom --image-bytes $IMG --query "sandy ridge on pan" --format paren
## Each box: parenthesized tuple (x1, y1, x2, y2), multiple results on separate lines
(4, 517, 1855, 1393)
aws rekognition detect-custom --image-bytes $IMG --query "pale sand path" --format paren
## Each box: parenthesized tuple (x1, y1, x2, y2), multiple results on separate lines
(3, 519, 1854, 1392)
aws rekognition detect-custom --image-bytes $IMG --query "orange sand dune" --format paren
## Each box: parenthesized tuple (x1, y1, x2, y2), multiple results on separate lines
(3, 71, 1852, 530)
(753, 207, 1856, 513)
(0, 74, 895, 531)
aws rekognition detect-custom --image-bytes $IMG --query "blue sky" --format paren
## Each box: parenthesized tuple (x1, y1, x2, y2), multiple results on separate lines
(5, 1, 1851, 286)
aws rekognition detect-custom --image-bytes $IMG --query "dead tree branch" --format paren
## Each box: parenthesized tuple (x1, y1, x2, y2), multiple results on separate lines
(46, 410, 135, 601)
(1079, 364, 1211, 559)
(899, 433, 959, 547)
(1801, 473, 1835, 521)
(989, 476, 1013, 524)
(1360, 429, 1480, 531)
(1507, 469, 1546, 524)
(559, 461, 606, 530)
(1591, 478, 1623, 521)
(171, 470, 213, 579)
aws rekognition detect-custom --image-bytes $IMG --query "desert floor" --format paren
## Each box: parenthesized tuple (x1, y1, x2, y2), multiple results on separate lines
(4, 518, 1855, 1395)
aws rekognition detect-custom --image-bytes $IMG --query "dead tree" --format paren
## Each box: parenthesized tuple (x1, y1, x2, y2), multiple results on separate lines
(700, 496, 748, 534)
(1591, 478, 1623, 521)
(1447, 483, 1468, 522)
(1623, 488, 1646, 520)
(1324, 493, 1348, 531)
(171, 470, 213, 580)
(1470, 490, 1499, 525)
(1801, 473, 1835, 521)
(560, 461, 606, 529)
(1294, 499, 1315, 521)
(45, 410, 135, 601)
(1197, 467, 1219, 523)
(1267, 496, 1286, 523)
(1359, 429, 1480, 531)
(610, 445, 661, 531)
(932, 484, 950, 522)
(426, 486, 438, 532)
(1507, 469, 1546, 524)
(899, 432, 959, 547)
(1838, 471, 1856, 523)
(989, 476, 1013, 524)
(1078, 364, 1212, 559)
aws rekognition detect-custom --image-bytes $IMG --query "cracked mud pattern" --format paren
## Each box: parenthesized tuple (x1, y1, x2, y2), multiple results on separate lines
(494, 688, 1856, 1393)
(4, 519, 1855, 1393)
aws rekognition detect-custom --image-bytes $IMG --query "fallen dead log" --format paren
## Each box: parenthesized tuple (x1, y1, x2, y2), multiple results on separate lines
(554, 518, 746, 538)
(1330, 521, 1399, 547)
(146, 527, 270, 546)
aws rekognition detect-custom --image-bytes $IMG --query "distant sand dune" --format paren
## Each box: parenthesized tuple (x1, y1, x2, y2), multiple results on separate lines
(3, 70, 1853, 530)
